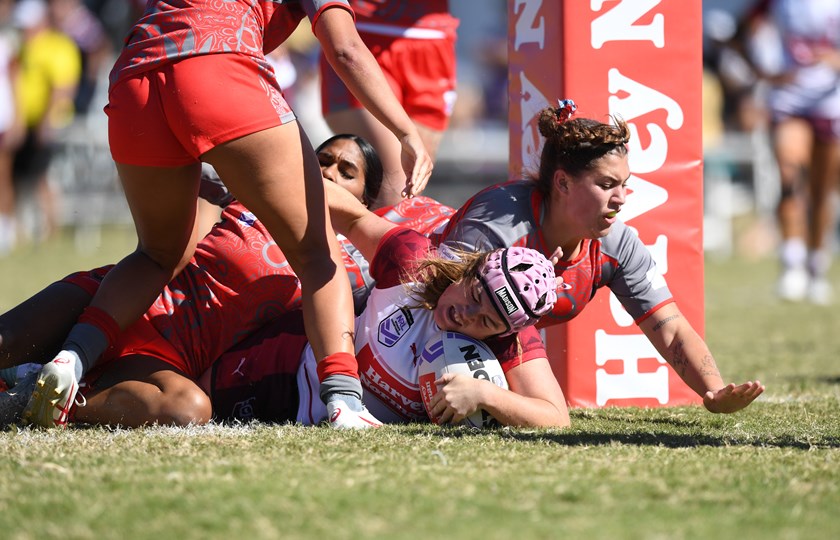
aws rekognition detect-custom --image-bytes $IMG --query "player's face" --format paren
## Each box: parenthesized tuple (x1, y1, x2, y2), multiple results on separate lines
(565, 151, 630, 238)
(434, 278, 508, 339)
(318, 139, 367, 204)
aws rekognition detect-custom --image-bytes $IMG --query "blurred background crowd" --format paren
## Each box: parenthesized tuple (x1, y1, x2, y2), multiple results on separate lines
(0, 0, 837, 302)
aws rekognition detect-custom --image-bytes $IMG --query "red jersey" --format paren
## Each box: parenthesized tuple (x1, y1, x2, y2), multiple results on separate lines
(144, 201, 303, 377)
(109, 0, 353, 88)
(351, 0, 458, 39)
(375, 195, 454, 237)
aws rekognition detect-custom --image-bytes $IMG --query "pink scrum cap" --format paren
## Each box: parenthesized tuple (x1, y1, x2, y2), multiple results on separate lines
(479, 247, 557, 336)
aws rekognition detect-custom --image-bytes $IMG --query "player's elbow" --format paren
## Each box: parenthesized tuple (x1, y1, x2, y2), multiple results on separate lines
(535, 399, 571, 428)
(539, 403, 571, 428)
(323, 33, 362, 64)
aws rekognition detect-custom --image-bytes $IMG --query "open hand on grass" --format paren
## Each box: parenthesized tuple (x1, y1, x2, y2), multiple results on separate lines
(703, 381, 765, 414)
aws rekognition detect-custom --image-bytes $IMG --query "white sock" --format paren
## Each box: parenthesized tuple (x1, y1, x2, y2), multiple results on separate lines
(780, 238, 807, 270)
(808, 249, 831, 279)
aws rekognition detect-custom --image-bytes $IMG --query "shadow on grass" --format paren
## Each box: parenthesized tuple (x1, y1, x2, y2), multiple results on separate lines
(774, 374, 840, 386)
(500, 430, 840, 449)
(414, 425, 840, 449)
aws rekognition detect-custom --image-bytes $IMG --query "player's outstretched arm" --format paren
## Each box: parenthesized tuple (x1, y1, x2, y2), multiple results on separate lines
(639, 303, 764, 414)
(314, 7, 433, 197)
(324, 179, 395, 262)
(429, 358, 570, 428)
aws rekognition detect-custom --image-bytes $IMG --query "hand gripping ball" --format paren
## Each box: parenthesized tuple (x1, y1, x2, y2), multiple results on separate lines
(418, 331, 508, 428)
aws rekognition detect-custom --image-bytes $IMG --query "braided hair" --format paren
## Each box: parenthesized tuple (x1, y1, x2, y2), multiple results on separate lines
(533, 99, 630, 195)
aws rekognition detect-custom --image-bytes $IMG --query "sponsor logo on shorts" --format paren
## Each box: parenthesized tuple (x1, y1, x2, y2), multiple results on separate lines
(232, 357, 247, 377)
(494, 286, 519, 316)
(232, 397, 256, 420)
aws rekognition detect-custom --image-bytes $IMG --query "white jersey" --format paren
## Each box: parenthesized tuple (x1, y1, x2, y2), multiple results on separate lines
(297, 228, 548, 425)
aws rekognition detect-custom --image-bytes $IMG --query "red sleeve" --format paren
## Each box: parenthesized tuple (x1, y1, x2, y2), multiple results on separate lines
(486, 327, 547, 372)
(60, 265, 114, 297)
(370, 227, 433, 288)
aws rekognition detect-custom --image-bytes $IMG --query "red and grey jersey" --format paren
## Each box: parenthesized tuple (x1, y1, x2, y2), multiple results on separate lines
(338, 233, 376, 314)
(437, 181, 673, 326)
(109, 0, 352, 88)
(350, 0, 458, 39)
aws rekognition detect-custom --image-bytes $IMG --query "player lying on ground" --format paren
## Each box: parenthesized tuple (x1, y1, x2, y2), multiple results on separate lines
(0, 135, 391, 428)
(0, 142, 567, 429)
(0, 192, 564, 428)
(435, 99, 765, 414)
(199, 179, 567, 428)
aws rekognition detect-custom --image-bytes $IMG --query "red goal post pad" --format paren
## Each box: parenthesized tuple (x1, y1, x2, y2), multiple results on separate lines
(508, 0, 704, 407)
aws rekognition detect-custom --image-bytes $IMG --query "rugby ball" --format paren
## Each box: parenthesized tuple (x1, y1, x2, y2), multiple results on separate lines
(418, 331, 508, 428)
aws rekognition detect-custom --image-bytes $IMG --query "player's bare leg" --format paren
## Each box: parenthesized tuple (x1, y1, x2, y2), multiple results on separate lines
(772, 118, 813, 302)
(75, 357, 212, 427)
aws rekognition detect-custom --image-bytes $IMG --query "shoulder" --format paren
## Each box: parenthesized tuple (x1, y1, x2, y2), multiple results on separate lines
(442, 181, 539, 250)
(371, 227, 433, 285)
(598, 220, 648, 257)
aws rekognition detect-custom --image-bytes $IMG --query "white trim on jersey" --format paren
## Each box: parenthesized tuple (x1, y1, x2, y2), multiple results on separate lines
(355, 21, 447, 39)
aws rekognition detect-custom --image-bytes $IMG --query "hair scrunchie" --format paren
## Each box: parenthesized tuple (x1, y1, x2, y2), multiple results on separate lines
(555, 99, 577, 124)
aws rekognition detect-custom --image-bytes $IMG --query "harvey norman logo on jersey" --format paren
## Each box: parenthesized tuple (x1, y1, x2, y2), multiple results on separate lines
(508, 0, 703, 407)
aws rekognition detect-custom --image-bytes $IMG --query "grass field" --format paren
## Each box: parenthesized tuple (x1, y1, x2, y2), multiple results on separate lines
(0, 228, 838, 540)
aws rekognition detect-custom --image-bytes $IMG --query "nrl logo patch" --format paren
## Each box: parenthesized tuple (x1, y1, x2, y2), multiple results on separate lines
(378, 307, 414, 347)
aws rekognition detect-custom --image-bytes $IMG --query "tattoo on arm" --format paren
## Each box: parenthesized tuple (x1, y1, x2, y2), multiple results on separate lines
(699, 355, 721, 378)
(652, 314, 681, 332)
(670, 339, 688, 376)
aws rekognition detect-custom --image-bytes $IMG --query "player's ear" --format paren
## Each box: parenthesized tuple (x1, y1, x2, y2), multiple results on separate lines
(553, 169, 570, 194)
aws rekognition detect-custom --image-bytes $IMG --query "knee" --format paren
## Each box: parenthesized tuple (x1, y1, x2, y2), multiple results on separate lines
(137, 245, 194, 278)
(158, 388, 212, 427)
(779, 182, 798, 201)
(285, 241, 338, 279)
(778, 163, 807, 187)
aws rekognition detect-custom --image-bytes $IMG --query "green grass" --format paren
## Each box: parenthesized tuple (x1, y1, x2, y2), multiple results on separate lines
(0, 227, 839, 540)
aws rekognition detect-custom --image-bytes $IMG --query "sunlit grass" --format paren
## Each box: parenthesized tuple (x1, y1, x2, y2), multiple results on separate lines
(0, 226, 838, 539)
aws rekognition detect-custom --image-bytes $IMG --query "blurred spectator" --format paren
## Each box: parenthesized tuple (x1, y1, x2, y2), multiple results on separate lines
(704, 8, 768, 133)
(12, 0, 81, 242)
(0, 0, 20, 256)
(734, 0, 840, 305)
(47, 0, 111, 116)
(86, 0, 145, 48)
